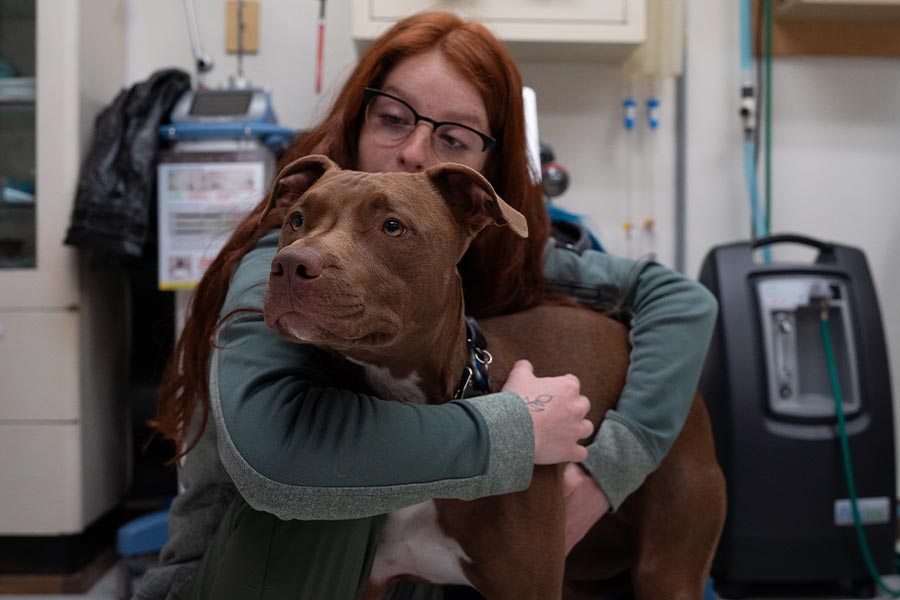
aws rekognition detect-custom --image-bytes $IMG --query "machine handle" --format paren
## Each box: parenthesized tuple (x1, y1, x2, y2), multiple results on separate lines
(752, 233, 835, 256)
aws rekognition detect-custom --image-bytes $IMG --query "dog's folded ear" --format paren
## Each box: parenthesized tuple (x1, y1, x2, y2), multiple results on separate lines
(259, 155, 341, 224)
(424, 163, 528, 239)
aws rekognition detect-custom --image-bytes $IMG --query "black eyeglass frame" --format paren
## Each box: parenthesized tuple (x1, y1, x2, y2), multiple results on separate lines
(362, 87, 498, 152)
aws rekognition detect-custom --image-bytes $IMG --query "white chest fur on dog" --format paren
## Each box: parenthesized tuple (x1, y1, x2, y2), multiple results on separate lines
(354, 361, 428, 405)
(368, 500, 473, 588)
(357, 360, 474, 590)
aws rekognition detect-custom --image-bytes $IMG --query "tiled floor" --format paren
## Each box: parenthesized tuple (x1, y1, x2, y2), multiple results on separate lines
(1, 568, 899, 599)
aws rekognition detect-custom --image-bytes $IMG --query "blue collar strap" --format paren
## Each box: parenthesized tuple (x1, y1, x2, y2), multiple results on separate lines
(453, 316, 493, 400)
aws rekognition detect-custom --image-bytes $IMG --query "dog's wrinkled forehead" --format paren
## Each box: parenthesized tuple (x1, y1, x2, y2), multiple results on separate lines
(295, 171, 444, 214)
(292, 170, 371, 203)
(268, 156, 527, 243)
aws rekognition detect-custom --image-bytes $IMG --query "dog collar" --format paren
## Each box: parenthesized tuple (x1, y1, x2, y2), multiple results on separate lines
(453, 316, 493, 400)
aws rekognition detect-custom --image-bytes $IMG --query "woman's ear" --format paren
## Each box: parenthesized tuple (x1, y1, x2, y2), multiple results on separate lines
(424, 163, 528, 239)
(259, 155, 341, 224)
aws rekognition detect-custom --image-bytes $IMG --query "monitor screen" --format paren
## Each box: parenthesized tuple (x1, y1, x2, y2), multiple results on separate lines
(189, 91, 253, 117)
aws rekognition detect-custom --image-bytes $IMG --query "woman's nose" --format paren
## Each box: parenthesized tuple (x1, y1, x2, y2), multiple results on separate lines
(397, 123, 437, 172)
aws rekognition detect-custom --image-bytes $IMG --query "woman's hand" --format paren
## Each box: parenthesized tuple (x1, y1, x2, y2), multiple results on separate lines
(563, 463, 610, 555)
(502, 360, 593, 465)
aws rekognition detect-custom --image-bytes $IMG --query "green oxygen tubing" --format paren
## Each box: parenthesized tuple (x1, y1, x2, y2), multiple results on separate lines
(820, 302, 900, 596)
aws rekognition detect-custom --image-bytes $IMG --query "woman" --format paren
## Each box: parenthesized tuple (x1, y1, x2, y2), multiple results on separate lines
(136, 11, 716, 600)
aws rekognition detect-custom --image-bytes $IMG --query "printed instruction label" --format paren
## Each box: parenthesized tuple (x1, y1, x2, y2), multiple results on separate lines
(157, 158, 267, 290)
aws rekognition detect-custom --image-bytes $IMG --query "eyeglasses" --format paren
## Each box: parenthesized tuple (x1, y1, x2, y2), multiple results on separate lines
(362, 88, 497, 164)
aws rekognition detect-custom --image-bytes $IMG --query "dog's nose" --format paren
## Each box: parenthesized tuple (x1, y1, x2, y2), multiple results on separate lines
(271, 246, 324, 280)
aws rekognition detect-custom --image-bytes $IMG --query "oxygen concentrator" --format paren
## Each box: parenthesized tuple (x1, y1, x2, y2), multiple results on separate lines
(698, 234, 896, 597)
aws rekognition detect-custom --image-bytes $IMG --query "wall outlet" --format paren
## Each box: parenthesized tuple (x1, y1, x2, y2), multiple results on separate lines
(226, 1, 259, 54)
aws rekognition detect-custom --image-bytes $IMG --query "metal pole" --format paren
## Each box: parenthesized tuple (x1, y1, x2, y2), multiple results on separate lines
(674, 6, 688, 274)
(182, 0, 214, 84)
(236, 0, 245, 81)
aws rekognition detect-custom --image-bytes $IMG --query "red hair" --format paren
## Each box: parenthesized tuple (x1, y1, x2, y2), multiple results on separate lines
(153, 11, 549, 458)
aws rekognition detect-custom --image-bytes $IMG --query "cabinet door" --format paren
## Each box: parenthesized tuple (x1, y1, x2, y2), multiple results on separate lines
(370, 0, 628, 23)
(0, 0, 124, 310)
(0, 0, 77, 309)
(353, 0, 646, 60)
(0, 310, 80, 421)
(0, 2, 40, 293)
(0, 423, 83, 534)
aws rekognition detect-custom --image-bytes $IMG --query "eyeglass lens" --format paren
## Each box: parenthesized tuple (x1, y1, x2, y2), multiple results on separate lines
(365, 94, 487, 163)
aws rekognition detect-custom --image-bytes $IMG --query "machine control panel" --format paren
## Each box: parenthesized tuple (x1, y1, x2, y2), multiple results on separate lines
(170, 88, 270, 124)
(756, 276, 861, 420)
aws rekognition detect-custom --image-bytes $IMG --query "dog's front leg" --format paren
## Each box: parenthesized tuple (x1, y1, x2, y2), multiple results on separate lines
(437, 466, 567, 600)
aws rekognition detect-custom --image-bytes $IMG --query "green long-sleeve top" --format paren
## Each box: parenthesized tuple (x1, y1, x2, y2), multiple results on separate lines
(134, 230, 716, 600)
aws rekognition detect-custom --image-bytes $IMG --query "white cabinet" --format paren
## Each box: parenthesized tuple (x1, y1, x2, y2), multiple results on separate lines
(0, 0, 129, 536)
(352, 0, 647, 61)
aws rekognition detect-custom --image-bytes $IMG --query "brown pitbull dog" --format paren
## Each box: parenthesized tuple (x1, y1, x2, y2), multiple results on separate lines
(261, 155, 726, 600)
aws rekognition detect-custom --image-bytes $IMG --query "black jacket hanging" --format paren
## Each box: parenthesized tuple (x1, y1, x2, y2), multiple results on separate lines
(64, 68, 191, 265)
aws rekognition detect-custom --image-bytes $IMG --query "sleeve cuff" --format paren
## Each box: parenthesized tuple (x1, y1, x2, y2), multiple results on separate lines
(581, 414, 657, 510)
(462, 391, 535, 497)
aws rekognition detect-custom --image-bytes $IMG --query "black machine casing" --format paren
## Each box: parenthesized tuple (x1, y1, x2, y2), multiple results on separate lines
(698, 234, 895, 593)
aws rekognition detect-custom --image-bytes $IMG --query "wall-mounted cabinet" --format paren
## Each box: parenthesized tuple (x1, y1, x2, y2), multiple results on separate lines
(776, 0, 900, 20)
(758, 0, 900, 56)
(352, 0, 647, 61)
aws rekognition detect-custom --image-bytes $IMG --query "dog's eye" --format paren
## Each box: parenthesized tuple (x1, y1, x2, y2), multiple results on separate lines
(382, 219, 406, 237)
(289, 212, 304, 230)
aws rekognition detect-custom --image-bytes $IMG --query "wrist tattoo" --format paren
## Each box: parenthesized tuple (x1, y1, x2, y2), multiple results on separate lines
(524, 394, 553, 412)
